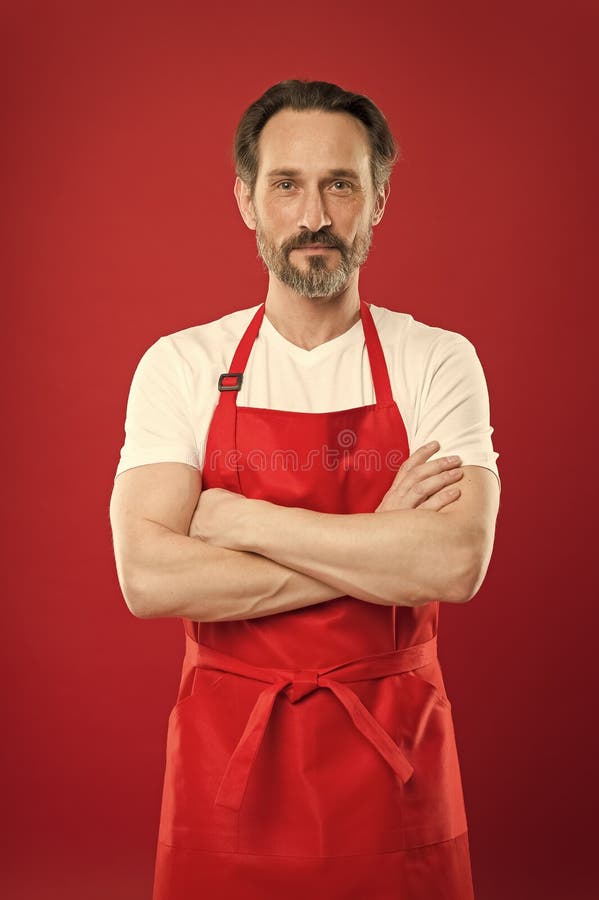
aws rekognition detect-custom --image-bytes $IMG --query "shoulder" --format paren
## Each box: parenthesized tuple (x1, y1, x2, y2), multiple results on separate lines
(369, 303, 477, 365)
(141, 303, 263, 370)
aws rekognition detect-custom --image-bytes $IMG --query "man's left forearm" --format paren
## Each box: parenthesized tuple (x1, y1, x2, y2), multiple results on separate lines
(233, 500, 477, 607)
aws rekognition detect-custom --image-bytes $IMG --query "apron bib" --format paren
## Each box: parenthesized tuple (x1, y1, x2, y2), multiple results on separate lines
(152, 299, 475, 898)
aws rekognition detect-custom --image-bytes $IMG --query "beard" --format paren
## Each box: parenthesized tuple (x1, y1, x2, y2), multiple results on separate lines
(255, 216, 374, 299)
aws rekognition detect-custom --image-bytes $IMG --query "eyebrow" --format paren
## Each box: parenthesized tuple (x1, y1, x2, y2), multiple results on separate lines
(265, 168, 361, 180)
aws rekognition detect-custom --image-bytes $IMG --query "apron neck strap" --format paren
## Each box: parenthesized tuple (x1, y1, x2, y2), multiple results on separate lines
(224, 299, 394, 406)
(359, 299, 394, 406)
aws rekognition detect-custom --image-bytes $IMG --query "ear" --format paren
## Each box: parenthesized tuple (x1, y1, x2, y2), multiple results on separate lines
(234, 176, 257, 230)
(372, 182, 390, 226)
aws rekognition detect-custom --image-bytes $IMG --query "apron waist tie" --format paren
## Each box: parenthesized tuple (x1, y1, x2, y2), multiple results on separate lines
(190, 635, 438, 812)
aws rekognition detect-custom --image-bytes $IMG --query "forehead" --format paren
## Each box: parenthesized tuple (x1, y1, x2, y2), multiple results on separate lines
(257, 109, 371, 177)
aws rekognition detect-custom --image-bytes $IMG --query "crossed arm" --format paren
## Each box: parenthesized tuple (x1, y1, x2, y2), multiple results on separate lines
(189, 465, 499, 609)
(109, 454, 500, 622)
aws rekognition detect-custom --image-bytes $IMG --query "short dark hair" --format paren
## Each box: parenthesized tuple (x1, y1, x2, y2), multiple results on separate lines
(233, 79, 400, 199)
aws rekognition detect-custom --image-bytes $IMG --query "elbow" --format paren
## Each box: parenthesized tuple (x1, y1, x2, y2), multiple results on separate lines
(446, 575, 478, 605)
(115, 559, 160, 619)
(111, 530, 157, 618)
(110, 518, 180, 619)
(449, 531, 494, 604)
(120, 575, 153, 619)
(124, 585, 156, 619)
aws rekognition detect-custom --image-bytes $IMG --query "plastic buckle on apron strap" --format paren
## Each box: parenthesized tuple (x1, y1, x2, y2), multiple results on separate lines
(218, 372, 244, 391)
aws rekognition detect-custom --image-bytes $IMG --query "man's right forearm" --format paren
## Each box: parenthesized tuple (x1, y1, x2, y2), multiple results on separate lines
(120, 521, 344, 621)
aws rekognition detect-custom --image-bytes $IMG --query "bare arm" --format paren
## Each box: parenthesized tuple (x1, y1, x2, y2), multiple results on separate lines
(239, 466, 499, 606)
(190, 452, 500, 608)
(194, 501, 471, 608)
(109, 462, 345, 621)
(235, 504, 473, 607)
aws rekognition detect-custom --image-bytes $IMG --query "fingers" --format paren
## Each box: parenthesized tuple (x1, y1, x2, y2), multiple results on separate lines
(394, 444, 463, 501)
(375, 442, 464, 512)
(376, 441, 463, 512)
(407, 466, 464, 503)
(419, 486, 462, 511)
(399, 440, 442, 474)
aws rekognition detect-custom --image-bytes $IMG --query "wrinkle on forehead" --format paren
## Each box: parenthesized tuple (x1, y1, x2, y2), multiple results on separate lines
(257, 109, 371, 181)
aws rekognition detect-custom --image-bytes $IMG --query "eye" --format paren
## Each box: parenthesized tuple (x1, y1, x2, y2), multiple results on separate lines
(276, 181, 294, 191)
(332, 181, 352, 191)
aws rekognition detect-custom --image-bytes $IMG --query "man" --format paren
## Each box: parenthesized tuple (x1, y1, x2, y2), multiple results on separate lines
(110, 79, 500, 900)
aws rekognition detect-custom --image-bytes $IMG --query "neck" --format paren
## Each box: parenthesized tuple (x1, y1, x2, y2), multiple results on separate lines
(263, 275, 363, 352)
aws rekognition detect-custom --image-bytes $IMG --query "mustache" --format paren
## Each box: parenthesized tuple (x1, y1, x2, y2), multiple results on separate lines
(285, 233, 345, 252)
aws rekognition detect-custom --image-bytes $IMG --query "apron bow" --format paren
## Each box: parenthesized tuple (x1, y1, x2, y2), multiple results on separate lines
(189, 637, 438, 813)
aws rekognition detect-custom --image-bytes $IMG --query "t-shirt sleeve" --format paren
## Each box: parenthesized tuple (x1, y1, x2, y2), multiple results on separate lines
(412, 333, 500, 491)
(114, 336, 200, 482)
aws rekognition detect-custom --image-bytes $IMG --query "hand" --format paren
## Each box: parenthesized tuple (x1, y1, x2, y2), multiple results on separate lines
(375, 441, 463, 512)
(188, 487, 250, 548)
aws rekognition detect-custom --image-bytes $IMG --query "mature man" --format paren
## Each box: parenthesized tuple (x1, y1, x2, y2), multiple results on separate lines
(110, 79, 500, 900)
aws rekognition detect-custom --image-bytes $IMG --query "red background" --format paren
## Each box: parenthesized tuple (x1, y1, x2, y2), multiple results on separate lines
(2, 1, 597, 897)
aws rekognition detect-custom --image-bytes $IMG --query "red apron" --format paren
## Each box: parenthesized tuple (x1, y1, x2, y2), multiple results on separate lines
(152, 299, 475, 899)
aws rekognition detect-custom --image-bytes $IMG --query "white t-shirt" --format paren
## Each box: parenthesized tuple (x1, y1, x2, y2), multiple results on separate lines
(114, 302, 500, 491)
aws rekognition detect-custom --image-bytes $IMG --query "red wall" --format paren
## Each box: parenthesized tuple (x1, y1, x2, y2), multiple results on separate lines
(2, 1, 597, 897)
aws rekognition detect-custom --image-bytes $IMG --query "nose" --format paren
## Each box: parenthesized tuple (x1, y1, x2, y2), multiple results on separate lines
(297, 186, 332, 233)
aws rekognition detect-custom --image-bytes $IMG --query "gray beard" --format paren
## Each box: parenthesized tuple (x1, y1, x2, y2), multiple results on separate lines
(255, 223, 373, 299)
